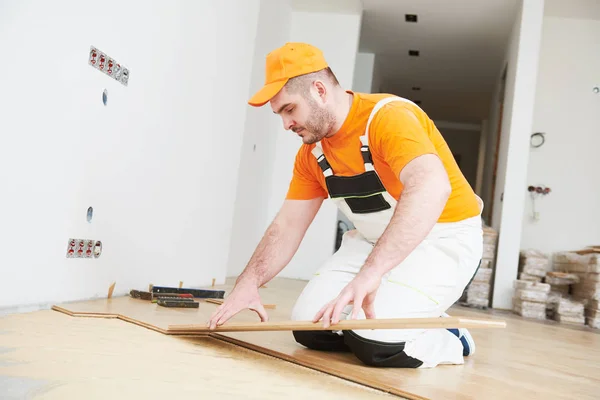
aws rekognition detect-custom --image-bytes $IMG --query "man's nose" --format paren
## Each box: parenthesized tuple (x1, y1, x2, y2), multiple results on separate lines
(283, 116, 294, 131)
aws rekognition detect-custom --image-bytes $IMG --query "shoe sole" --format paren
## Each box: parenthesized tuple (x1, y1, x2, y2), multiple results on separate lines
(461, 332, 476, 356)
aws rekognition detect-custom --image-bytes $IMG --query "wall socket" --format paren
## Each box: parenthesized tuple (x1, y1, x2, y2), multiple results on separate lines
(88, 46, 129, 86)
(66, 238, 102, 259)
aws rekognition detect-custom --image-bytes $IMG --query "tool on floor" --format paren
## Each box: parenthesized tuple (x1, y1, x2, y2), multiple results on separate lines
(130, 289, 153, 300)
(152, 297, 195, 304)
(158, 299, 200, 308)
(153, 293, 194, 299)
(130, 290, 194, 300)
(151, 286, 225, 299)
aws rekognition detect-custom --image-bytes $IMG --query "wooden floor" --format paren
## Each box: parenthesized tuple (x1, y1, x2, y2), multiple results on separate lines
(2, 277, 599, 399)
(217, 278, 600, 399)
(0, 309, 392, 399)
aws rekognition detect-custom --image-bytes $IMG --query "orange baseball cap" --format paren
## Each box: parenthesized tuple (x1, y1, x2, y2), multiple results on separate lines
(248, 42, 329, 107)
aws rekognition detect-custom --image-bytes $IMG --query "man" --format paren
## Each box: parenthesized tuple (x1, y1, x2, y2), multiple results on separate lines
(208, 42, 484, 368)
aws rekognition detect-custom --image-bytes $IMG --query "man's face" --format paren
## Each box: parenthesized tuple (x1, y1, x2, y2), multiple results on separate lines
(270, 87, 335, 144)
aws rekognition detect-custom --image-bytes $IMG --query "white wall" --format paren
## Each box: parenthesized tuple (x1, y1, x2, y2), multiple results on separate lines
(371, 56, 384, 93)
(352, 52, 375, 93)
(226, 0, 293, 278)
(489, 0, 545, 309)
(0, 0, 260, 310)
(521, 16, 600, 253)
(265, 6, 363, 280)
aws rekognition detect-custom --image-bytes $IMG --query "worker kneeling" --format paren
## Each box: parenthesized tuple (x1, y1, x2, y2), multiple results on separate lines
(207, 43, 484, 369)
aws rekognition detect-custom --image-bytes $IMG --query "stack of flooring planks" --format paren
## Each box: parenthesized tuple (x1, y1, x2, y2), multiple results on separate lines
(511, 250, 591, 326)
(554, 297, 586, 325)
(544, 271, 581, 322)
(554, 249, 600, 329)
(460, 225, 497, 308)
(518, 249, 551, 282)
(512, 280, 550, 320)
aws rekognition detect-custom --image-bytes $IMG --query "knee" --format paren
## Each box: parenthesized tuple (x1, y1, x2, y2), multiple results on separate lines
(343, 331, 423, 368)
(292, 330, 350, 352)
(290, 302, 313, 322)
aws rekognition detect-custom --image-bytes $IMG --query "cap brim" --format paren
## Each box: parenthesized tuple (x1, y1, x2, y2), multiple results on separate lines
(248, 79, 288, 107)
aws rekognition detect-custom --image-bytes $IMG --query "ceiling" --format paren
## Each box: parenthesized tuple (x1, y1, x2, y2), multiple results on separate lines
(545, 0, 600, 20)
(358, 0, 520, 123)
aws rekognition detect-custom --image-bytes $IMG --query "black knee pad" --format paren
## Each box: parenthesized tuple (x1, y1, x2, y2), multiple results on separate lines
(343, 330, 423, 368)
(292, 330, 351, 352)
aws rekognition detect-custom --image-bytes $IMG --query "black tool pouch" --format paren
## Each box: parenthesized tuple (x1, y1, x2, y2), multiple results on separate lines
(325, 171, 392, 214)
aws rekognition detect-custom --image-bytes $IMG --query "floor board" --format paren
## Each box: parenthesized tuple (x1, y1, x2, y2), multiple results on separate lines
(0, 309, 394, 399)
(46, 277, 600, 399)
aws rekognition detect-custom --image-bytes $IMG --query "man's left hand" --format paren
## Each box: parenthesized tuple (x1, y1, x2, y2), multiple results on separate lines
(312, 270, 383, 328)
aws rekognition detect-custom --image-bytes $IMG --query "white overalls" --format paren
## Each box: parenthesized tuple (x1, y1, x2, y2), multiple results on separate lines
(290, 96, 484, 368)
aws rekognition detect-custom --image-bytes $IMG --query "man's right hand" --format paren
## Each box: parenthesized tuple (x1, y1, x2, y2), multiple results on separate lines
(207, 280, 268, 330)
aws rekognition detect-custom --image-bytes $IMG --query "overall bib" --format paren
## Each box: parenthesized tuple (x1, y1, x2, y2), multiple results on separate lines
(290, 96, 484, 368)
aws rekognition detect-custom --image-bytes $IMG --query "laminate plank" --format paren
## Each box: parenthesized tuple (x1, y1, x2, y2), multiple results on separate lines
(0, 310, 394, 399)
(50, 277, 600, 399)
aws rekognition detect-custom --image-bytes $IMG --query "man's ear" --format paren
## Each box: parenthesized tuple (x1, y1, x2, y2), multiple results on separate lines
(313, 80, 327, 102)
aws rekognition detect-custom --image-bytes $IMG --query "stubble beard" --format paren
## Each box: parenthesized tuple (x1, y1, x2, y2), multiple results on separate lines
(299, 99, 336, 145)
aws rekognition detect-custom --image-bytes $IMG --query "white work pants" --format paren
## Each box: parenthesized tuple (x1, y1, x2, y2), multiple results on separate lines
(291, 213, 483, 368)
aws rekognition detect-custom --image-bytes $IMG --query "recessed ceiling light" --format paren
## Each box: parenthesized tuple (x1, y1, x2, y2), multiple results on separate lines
(405, 14, 418, 22)
(409, 50, 420, 56)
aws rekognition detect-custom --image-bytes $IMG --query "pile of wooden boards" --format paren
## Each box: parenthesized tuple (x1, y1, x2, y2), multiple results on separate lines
(512, 280, 550, 320)
(553, 249, 600, 329)
(465, 268, 493, 307)
(544, 271, 581, 322)
(510, 247, 599, 328)
(518, 249, 551, 282)
(552, 297, 586, 325)
(459, 225, 497, 308)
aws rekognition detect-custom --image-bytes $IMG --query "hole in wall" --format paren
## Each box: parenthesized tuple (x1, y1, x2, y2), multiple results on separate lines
(405, 14, 418, 23)
(102, 89, 108, 106)
(87, 206, 93, 223)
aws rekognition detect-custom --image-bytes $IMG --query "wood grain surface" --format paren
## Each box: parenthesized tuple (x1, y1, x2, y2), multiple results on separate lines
(168, 316, 506, 333)
(0, 309, 394, 399)
(49, 277, 600, 400)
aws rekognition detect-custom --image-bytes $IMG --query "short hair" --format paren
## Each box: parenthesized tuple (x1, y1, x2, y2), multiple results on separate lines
(284, 67, 340, 97)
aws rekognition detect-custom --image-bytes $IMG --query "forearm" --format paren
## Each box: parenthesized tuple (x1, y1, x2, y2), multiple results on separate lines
(361, 167, 451, 277)
(236, 218, 304, 288)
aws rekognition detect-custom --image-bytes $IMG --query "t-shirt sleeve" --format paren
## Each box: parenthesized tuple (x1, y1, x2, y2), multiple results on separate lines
(370, 105, 438, 179)
(285, 148, 328, 200)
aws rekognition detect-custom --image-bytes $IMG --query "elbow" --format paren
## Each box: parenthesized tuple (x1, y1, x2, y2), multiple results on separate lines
(442, 177, 452, 199)
(437, 173, 452, 203)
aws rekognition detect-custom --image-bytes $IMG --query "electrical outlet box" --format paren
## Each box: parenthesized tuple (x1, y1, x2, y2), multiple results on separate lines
(88, 46, 129, 86)
(66, 238, 102, 259)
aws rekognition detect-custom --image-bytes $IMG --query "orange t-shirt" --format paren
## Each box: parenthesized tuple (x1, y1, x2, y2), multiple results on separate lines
(285, 92, 481, 223)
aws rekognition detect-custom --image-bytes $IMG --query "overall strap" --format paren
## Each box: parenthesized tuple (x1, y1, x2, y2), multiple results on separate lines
(311, 142, 333, 177)
(311, 96, 419, 176)
(361, 96, 419, 171)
